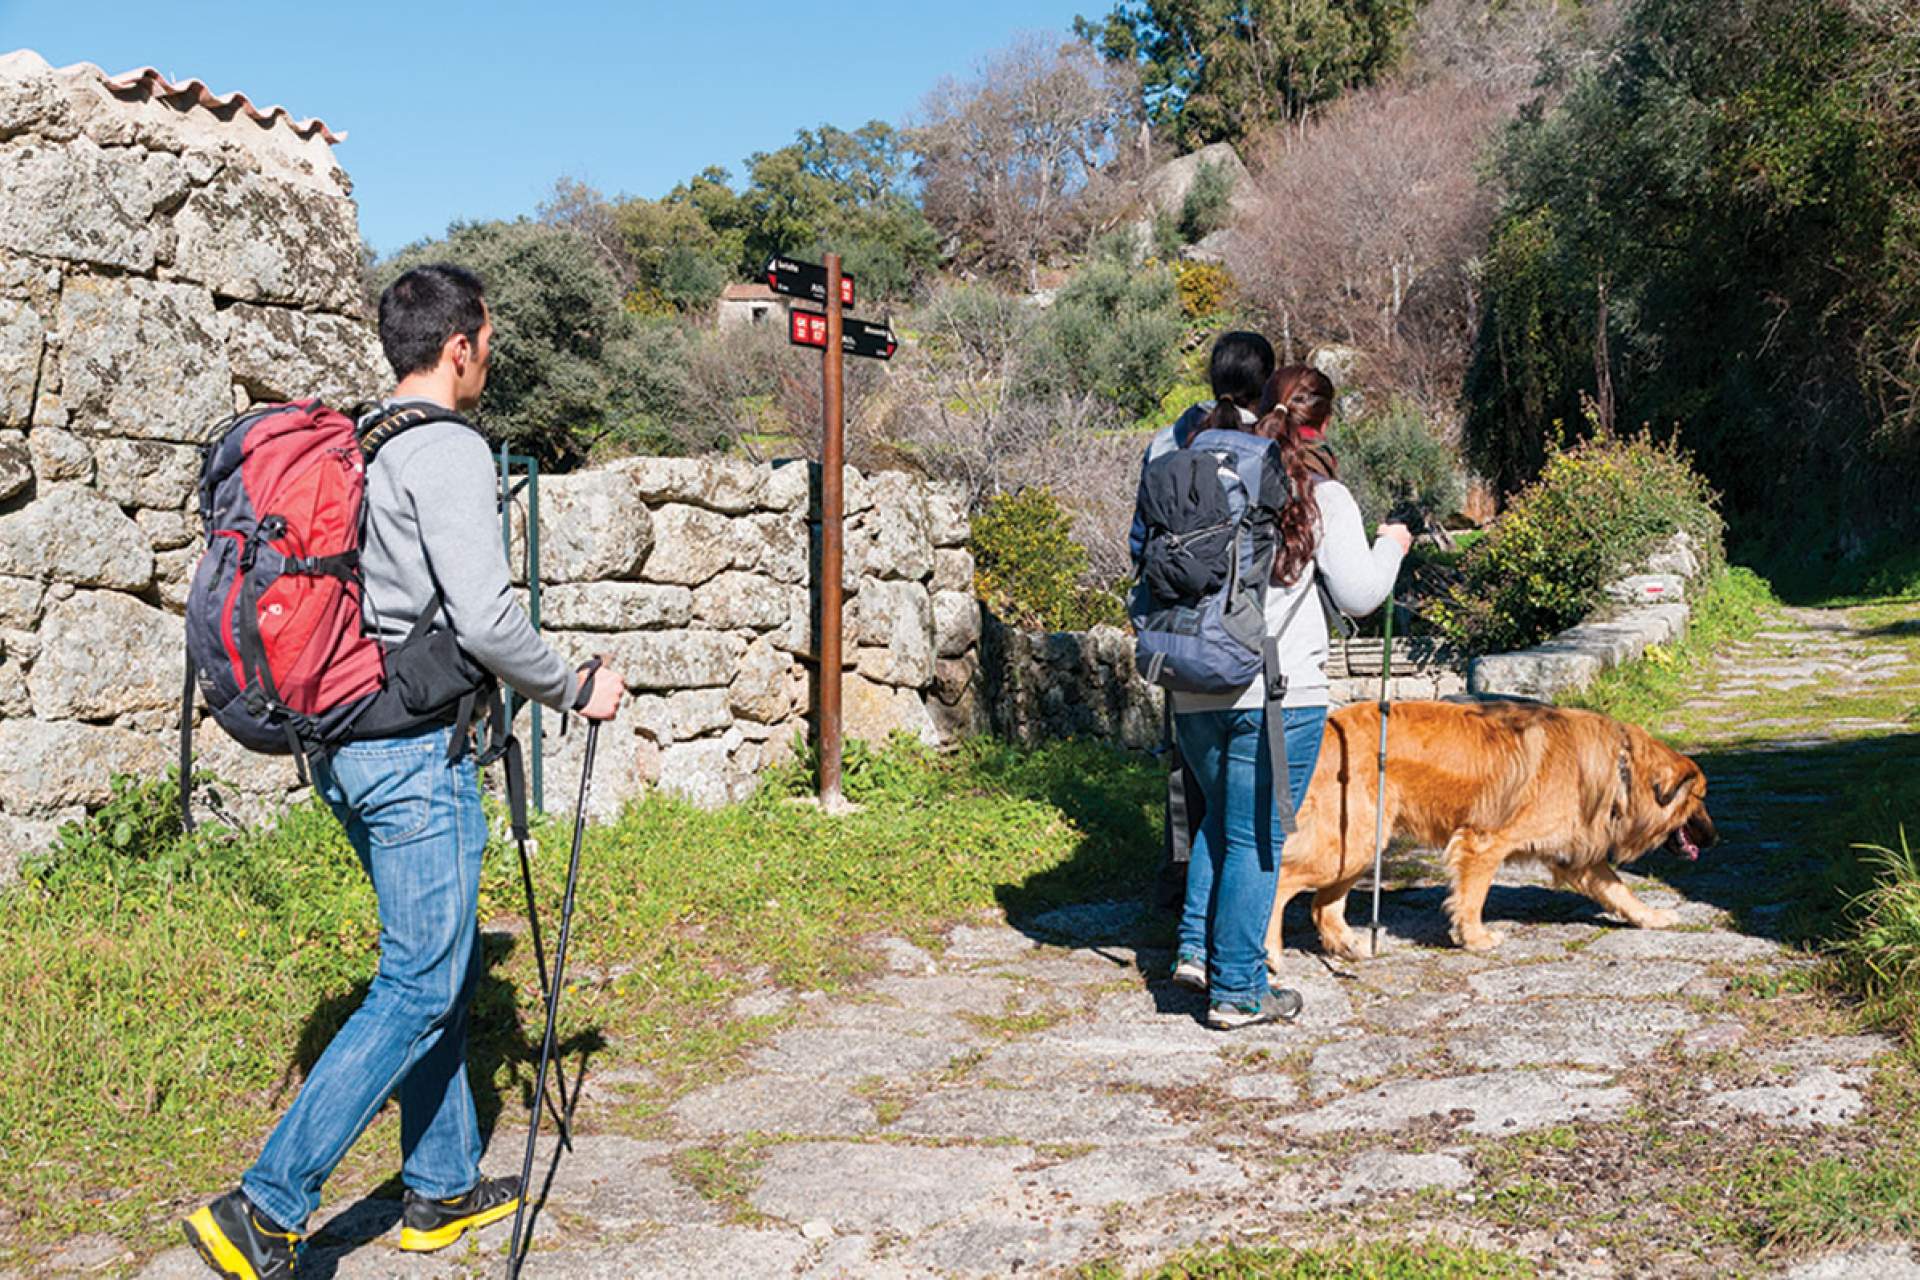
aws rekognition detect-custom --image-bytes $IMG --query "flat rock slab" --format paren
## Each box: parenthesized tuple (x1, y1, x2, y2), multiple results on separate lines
(1759, 1035, 1897, 1069)
(515, 1226, 814, 1279)
(1307, 1035, 1428, 1097)
(943, 923, 1037, 965)
(1313, 1151, 1473, 1207)
(1025, 1145, 1249, 1204)
(752, 1141, 1034, 1233)
(749, 1026, 974, 1081)
(1580, 927, 1784, 965)
(671, 1075, 877, 1137)
(904, 1213, 1103, 1278)
(1023, 899, 1146, 944)
(981, 1033, 1226, 1089)
(1447, 1000, 1696, 1070)
(871, 935, 938, 975)
(1467, 958, 1704, 1001)
(1709, 1067, 1868, 1129)
(890, 1084, 1188, 1144)
(861, 972, 1039, 1017)
(1784, 1244, 1920, 1279)
(1363, 992, 1470, 1033)
(1277, 1069, 1632, 1136)
(1225, 1072, 1301, 1103)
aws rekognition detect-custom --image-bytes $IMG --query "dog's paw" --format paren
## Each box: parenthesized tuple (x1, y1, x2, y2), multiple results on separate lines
(1453, 926, 1505, 952)
(1328, 932, 1373, 961)
(1637, 907, 1681, 930)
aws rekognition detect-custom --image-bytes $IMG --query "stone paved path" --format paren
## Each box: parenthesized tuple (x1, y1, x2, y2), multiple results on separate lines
(101, 602, 1920, 1279)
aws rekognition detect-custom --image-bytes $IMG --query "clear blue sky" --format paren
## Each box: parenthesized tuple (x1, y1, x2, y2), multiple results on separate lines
(1, 0, 1093, 256)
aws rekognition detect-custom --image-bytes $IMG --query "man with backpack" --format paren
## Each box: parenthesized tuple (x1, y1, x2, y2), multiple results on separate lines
(183, 264, 623, 1280)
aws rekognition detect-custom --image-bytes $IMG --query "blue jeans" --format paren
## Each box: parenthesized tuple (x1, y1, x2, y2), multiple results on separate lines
(242, 725, 488, 1232)
(1174, 705, 1328, 1005)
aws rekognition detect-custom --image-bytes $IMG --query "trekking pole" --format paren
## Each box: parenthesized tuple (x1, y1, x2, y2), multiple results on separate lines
(512, 819, 573, 1151)
(507, 710, 600, 1279)
(1369, 597, 1394, 957)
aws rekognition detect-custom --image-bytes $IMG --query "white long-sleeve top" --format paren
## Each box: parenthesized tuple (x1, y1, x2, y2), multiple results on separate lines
(1171, 477, 1404, 712)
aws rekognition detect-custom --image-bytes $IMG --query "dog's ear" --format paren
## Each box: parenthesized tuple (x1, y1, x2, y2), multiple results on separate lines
(1653, 761, 1697, 808)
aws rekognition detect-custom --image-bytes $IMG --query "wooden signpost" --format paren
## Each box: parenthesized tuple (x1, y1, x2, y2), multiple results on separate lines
(769, 252, 895, 806)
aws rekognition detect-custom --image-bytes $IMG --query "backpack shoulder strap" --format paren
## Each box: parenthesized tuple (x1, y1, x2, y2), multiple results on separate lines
(355, 403, 479, 463)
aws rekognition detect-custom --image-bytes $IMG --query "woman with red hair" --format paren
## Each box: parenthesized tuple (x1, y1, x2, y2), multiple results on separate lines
(1169, 364, 1410, 1028)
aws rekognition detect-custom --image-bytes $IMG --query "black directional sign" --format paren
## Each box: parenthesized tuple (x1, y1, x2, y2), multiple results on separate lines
(765, 255, 855, 308)
(788, 308, 897, 361)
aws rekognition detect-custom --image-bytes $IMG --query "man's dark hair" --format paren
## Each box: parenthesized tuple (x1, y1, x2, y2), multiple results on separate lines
(1208, 331, 1276, 409)
(379, 263, 488, 379)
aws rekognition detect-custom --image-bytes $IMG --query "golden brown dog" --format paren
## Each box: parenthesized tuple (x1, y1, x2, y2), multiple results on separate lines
(1265, 699, 1718, 965)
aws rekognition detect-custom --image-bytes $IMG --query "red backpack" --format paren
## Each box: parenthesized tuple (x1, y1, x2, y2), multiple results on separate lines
(180, 400, 505, 824)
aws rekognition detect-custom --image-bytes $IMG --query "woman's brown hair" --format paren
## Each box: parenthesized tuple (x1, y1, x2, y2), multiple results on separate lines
(1251, 365, 1336, 586)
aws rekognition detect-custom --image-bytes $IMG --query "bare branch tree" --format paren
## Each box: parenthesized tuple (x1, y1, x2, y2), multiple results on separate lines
(910, 35, 1139, 287)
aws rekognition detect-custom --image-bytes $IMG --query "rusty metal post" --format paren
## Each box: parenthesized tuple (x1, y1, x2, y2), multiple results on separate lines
(818, 253, 846, 805)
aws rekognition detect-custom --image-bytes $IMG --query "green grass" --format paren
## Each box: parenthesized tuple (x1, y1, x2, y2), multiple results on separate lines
(0, 735, 1160, 1255)
(1127, 379, 1211, 435)
(1077, 1239, 1537, 1279)
(1754, 531, 1920, 607)
(1561, 565, 1777, 729)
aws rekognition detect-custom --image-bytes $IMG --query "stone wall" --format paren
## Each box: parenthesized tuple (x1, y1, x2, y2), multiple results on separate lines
(513, 459, 981, 822)
(0, 51, 387, 873)
(982, 618, 1467, 751)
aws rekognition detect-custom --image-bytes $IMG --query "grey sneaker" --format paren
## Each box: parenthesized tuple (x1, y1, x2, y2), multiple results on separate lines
(1207, 987, 1303, 1029)
(1170, 953, 1207, 991)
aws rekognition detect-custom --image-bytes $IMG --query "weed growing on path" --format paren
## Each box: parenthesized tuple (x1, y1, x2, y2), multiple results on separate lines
(1077, 1238, 1537, 1279)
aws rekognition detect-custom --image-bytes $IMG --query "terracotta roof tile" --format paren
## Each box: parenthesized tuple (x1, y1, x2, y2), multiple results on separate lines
(95, 63, 344, 144)
(720, 283, 781, 302)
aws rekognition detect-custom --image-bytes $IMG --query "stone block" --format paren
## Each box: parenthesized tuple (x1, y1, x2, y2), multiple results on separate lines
(92, 438, 200, 509)
(135, 509, 193, 551)
(0, 485, 151, 587)
(0, 49, 81, 142)
(664, 688, 732, 740)
(1604, 573, 1686, 605)
(0, 575, 43, 627)
(843, 673, 938, 746)
(29, 589, 179, 719)
(732, 512, 807, 584)
(171, 168, 364, 311)
(529, 471, 653, 582)
(540, 582, 690, 631)
(0, 718, 171, 814)
(931, 547, 974, 594)
(692, 571, 791, 631)
(761, 458, 810, 511)
(851, 491, 933, 581)
(29, 426, 91, 483)
(224, 303, 386, 406)
(0, 138, 180, 271)
(0, 295, 42, 425)
(608, 630, 742, 691)
(933, 590, 980, 658)
(729, 637, 798, 723)
(1469, 647, 1603, 701)
(926, 484, 969, 546)
(852, 579, 933, 686)
(657, 738, 752, 809)
(644, 503, 734, 586)
(538, 714, 653, 825)
(610, 455, 763, 513)
(57, 275, 231, 442)
(0, 430, 28, 500)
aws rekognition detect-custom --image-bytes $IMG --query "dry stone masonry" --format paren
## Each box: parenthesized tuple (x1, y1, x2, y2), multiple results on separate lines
(0, 50, 387, 873)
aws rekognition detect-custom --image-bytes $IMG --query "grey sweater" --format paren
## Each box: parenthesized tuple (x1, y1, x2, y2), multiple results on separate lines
(358, 400, 577, 712)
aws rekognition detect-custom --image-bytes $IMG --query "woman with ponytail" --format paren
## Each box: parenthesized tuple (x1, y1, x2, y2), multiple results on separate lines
(1169, 364, 1410, 1029)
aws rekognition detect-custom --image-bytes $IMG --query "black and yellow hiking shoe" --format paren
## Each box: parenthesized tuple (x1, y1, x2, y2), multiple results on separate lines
(397, 1175, 521, 1252)
(181, 1189, 298, 1279)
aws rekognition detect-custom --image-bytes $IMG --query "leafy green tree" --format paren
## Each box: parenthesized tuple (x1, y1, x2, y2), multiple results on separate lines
(1075, 0, 1417, 147)
(377, 220, 700, 466)
(1022, 259, 1187, 420)
(1463, 0, 1920, 547)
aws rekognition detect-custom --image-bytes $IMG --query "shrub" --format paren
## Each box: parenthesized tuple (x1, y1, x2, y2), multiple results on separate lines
(1022, 260, 1186, 421)
(971, 487, 1127, 631)
(1178, 158, 1236, 243)
(1431, 431, 1725, 653)
(1832, 829, 1920, 1048)
(1173, 260, 1235, 320)
(1326, 397, 1465, 527)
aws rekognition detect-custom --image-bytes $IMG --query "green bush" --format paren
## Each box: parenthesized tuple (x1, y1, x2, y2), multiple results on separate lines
(1022, 260, 1186, 421)
(1832, 829, 1920, 1049)
(971, 487, 1127, 631)
(1178, 158, 1236, 243)
(1326, 398, 1465, 528)
(1431, 431, 1725, 653)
